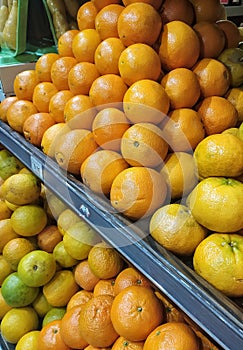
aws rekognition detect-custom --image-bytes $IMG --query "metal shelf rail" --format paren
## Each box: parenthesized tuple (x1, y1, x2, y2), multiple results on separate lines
(0, 120, 243, 350)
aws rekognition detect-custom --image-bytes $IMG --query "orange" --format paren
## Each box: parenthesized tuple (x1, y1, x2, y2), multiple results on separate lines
(32, 82, 58, 113)
(79, 294, 119, 347)
(118, 43, 162, 86)
(94, 37, 126, 75)
(112, 336, 144, 350)
(190, 0, 226, 23)
(155, 291, 185, 323)
(193, 21, 226, 59)
(0, 199, 12, 220)
(92, 107, 130, 152)
(110, 285, 164, 342)
(88, 241, 124, 280)
(81, 149, 129, 196)
(113, 267, 151, 296)
(120, 122, 169, 168)
(72, 29, 101, 63)
(192, 58, 230, 98)
(95, 4, 124, 40)
(89, 74, 128, 110)
(0, 219, 19, 253)
(149, 203, 208, 256)
(35, 53, 60, 82)
(60, 305, 89, 349)
(74, 259, 100, 291)
(196, 96, 238, 135)
(0, 96, 18, 122)
(162, 108, 205, 152)
(6, 100, 38, 133)
(91, 0, 121, 11)
(3, 237, 35, 271)
(122, 0, 162, 10)
(143, 322, 200, 350)
(68, 62, 100, 95)
(67, 290, 93, 311)
(54, 129, 98, 175)
(37, 225, 63, 253)
(84, 346, 112, 350)
(160, 151, 198, 200)
(38, 319, 72, 350)
(193, 233, 243, 297)
(63, 94, 97, 130)
(50, 56, 77, 90)
(77, 1, 98, 31)
(161, 68, 200, 109)
(159, 20, 200, 71)
(117, 3, 162, 47)
(216, 19, 241, 48)
(43, 269, 79, 307)
(41, 123, 69, 158)
(110, 166, 168, 220)
(123, 79, 170, 124)
(57, 29, 79, 57)
(225, 87, 243, 123)
(93, 279, 116, 297)
(49, 90, 74, 123)
(23, 112, 56, 147)
(13, 70, 39, 101)
(160, 0, 195, 25)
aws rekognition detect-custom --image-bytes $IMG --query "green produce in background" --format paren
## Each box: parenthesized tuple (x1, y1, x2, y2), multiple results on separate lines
(0, 149, 24, 180)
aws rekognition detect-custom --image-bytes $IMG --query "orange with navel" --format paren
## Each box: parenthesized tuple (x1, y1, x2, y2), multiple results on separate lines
(193, 21, 226, 58)
(32, 82, 58, 113)
(112, 336, 144, 350)
(13, 70, 39, 101)
(192, 57, 230, 98)
(23, 112, 55, 147)
(79, 294, 119, 348)
(49, 90, 73, 123)
(6, 100, 38, 133)
(94, 37, 126, 75)
(120, 122, 169, 168)
(38, 319, 72, 350)
(196, 95, 238, 135)
(111, 285, 164, 342)
(54, 128, 98, 175)
(72, 29, 101, 63)
(51, 56, 77, 90)
(35, 53, 60, 82)
(81, 149, 129, 196)
(64, 94, 97, 130)
(68, 61, 100, 95)
(95, 4, 124, 40)
(160, 0, 195, 25)
(0, 96, 18, 122)
(110, 166, 168, 220)
(92, 107, 130, 152)
(60, 305, 89, 349)
(159, 20, 200, 71)
(113, 266, 152, 296)
(117, 3, 162, 47)
(216, 19, 241, 48)
(155, 291, 185, 323)
(118, 43, 162, 86)
(74, 259, 100, 291)
(161, 68, 200, 109)
(77, 1, 98, 31)
(57, 29, 79, 57)
(89, 74, 128, 110)
(123, 79, 170, 124)
(143, 322, 200, 350)
(162, 108, 205, 152)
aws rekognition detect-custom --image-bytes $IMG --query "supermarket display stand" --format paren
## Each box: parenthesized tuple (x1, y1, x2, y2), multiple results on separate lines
(0, 120, 243, 349)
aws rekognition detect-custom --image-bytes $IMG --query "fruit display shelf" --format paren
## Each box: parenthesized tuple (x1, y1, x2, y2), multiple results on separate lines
(0, 120, 243, 349)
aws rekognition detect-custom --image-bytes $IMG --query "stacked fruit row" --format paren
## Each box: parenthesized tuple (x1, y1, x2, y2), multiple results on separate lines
(0, 0, 243, 312)
(0, 149, 220, 349)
